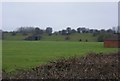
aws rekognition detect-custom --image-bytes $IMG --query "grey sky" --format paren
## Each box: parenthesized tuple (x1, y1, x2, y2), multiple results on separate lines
(2, 2, 118, 31)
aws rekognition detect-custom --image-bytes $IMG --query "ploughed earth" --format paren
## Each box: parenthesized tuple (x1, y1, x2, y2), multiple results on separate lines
(2, 52, 120, 80)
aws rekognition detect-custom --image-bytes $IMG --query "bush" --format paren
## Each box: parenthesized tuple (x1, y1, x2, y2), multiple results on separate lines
(11, 32, 16, 36)
(85, 39, 88, 42)
(97, 33, 112, 42)
(65, 36, 70, 40)
(24, 35, 42, 41)
(79, 39, 82, 42)
(2, 52, 119, 79)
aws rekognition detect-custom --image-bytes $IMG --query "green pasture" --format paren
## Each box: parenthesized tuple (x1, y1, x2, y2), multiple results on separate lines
(3, 33, 97, 42)
(2, 41, 119, 72)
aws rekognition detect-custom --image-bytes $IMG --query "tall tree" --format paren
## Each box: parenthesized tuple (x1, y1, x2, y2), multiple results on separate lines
(34, 27, 40, 35)
(66, 27, 72, 35)
(61, 30, 67, 35)
(77, 28, 81, 33)
(71, 29, 76, 33)
(46, 27, 52, 35)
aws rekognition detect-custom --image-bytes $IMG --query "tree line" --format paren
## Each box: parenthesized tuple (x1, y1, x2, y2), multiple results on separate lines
(1, 26, 119, 41)
(9, 26, 119, 36)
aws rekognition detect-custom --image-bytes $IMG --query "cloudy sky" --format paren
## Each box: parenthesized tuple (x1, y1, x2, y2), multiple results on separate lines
(2, 2, 118, 31)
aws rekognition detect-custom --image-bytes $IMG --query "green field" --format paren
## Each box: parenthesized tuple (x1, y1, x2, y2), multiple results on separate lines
(2, 41, 119, 72)
(3, 33, 97, 42)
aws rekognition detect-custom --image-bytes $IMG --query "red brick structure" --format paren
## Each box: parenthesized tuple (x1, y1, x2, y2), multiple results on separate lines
(104, 36, 120, 48)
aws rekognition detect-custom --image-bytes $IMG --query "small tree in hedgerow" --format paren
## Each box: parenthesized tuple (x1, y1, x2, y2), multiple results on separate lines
(65, 36, 70, 40)
(85, 39, 88, 42)
(46, 27, 52, 36)
(97, 34, 112, 42)
(79, 39, 82, 42)
(11, 31, 16, 36)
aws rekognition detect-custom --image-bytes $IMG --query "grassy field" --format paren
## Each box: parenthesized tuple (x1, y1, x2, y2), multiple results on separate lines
(2, 41, 119, 72)
(3, 33, 97, 42)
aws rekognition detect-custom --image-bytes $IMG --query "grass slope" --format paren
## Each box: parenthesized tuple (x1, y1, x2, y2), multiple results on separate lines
(2, 41, 119, 72)
(3, 33, 97, 42)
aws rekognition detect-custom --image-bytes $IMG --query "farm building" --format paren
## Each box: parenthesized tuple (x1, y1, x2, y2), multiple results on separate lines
(104, 36, 120, 48)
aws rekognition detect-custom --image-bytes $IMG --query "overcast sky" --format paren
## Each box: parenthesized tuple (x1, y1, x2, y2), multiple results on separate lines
(2, 2, 118, 31)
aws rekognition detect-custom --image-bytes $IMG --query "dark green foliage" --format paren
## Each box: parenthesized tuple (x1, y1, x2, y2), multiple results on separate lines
(77, 28, 81, 33)
(85, 39, 88, 42)
(97, 35, 104, 42)
(79, 39, 82, 42)
(34, 27, 44, 35)
(34, 27, 40, 35)
(106, 29, 114, 33)
(66, 27, 72, 35)
(100, 29, 106, 33)
(93, 32, 99, 37)
(46, 27, 52, 35)
(11, 32, 16, 36)
(24, 35, 42, 40)
(61, 30, 67, 35)
(65, 36, 70, 40)
(97, 33, 112, 42)
(71, 29, 76, 33)
(0, 30, 2, 40)
(22, 32, 28, 36)
(17, 27, 35, 34)
(48, 33, 52, 36)
(54, 32, 58, 35)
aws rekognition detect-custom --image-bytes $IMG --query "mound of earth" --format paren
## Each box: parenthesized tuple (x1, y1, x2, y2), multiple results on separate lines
(2, 52, 120, 80)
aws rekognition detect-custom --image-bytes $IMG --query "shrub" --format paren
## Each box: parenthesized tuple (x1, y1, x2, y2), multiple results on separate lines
(97, 33, 112, 42)
(79, 39, 82, 42)
(65, 36, 70, 40)
(11, 32, 16, 36)
(24, 35, 42, 41)
(2, 52, 119, 79)
(85, 39, 88, 42)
